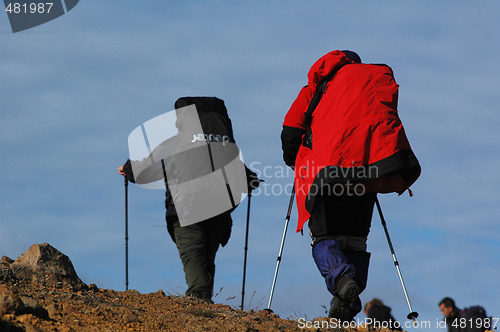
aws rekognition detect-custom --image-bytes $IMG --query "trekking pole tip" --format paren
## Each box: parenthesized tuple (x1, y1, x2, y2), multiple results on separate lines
(407, 311, 418, 321)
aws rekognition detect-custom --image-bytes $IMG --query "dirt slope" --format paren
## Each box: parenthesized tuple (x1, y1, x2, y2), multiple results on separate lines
(0, 243, 385, 332)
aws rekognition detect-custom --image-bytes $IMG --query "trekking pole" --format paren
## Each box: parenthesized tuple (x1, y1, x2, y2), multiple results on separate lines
(241, 191, 252, 310)
(124, 176, 129, 291)
(375, 196, 418, 321)
(266, 187, 295, 311)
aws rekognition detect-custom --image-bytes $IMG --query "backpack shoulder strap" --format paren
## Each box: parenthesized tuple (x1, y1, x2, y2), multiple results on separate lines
(303, 63, 347, 129)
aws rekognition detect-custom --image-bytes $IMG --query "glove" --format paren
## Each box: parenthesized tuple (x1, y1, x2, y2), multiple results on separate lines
(245, 166, 262, 192)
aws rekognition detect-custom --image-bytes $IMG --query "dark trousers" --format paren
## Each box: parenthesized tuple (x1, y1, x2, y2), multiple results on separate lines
(168, 213, 232, 301)
(308, 192, 376, 238)
(309, 191, 375, 315)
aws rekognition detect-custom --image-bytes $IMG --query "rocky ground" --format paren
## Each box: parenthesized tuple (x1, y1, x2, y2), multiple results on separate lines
(0, 243, 388, 332)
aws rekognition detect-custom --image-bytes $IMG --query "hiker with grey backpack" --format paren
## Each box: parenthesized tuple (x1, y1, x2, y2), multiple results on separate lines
(119, 96, 260, 304)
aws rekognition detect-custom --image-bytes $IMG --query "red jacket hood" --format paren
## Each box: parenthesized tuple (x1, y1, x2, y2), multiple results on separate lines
(307, 50, 354, 87)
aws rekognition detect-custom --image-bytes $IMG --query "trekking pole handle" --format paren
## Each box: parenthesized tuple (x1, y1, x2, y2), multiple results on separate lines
(285, 187, 295, 221)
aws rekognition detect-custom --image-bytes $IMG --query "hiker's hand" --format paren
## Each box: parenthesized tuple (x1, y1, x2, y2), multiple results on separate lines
(118, 160, 136, 183)
(248, 174, 262, 192)
(118, 165, 126, 176)
(245, 166, 262, 192)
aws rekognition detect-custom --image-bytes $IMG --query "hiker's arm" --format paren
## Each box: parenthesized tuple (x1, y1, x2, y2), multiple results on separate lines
(281, 86, 312, 167)
(281, 126, 305, 167)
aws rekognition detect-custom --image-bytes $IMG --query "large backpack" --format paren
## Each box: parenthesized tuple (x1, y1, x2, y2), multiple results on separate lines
(302, 62, 419, 195)
(465, 305, 487, 318)
(461, 306, 491, 330)
(129, 96, 249, 226)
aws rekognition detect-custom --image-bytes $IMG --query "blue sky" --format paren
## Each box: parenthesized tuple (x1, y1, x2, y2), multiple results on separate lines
(1, 1, 499, 329)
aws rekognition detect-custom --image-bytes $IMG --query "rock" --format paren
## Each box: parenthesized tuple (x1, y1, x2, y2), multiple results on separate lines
(46, 304, 60, 319)
(257, 308, 274, 316)
(0, 317, 25, 332)
(151, 289, 165, 297)
(1, 256, 14, 266)
(61, 303, 80, 315)
(0, 256, 16, 284)
(122, 310, 140, 324)
(19, 296, 49, 320)
(0, 265, 17, 284)
(10, 243, 86, 291)
(0, 284, 25, 315)
(15, 315, 44, 332)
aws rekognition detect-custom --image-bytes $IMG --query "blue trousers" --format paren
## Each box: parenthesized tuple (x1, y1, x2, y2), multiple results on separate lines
(312, 239, 370, 314)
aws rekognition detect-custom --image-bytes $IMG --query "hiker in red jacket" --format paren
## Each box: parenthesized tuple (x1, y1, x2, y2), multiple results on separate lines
(281, 50, 420, 320)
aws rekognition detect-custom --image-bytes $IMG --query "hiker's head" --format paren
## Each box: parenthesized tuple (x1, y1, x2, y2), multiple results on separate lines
(439, 297, 456, 318)
(341, 50, 362, 64)
(363, 301, 371, 315)
(364, 298, 384, 314)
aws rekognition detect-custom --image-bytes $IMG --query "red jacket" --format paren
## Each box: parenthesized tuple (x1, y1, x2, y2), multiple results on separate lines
(281, 51, 420, 232)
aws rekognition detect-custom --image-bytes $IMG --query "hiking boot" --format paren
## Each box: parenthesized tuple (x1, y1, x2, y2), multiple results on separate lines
(328, 296, 352, 321)
(186, 290, 214, 304)
(335, 276, 360, 303)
